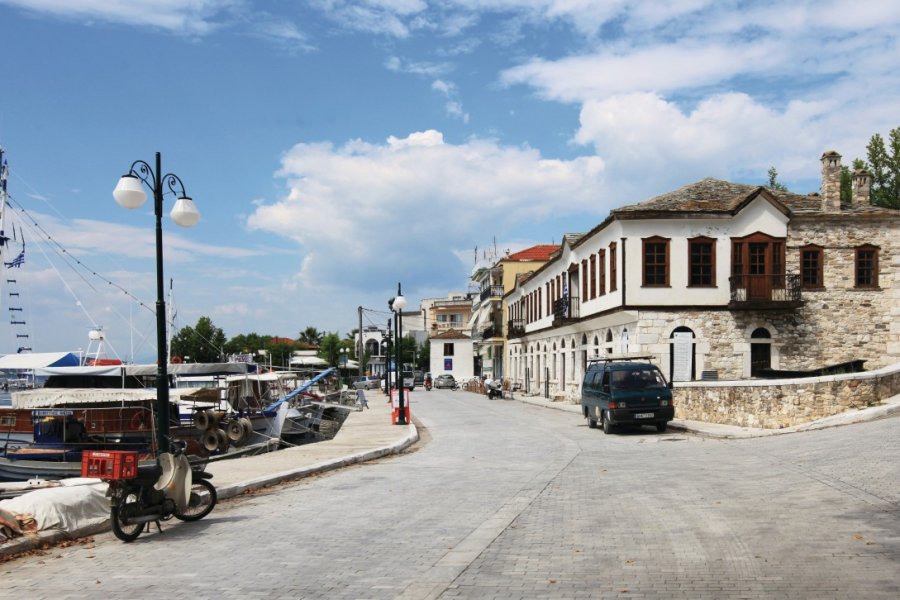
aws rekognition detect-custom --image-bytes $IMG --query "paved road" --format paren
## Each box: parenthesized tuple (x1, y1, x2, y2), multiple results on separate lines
(3, 390, 899, 599)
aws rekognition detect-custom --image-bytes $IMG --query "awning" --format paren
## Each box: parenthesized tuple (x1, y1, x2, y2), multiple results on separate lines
(0, 352, 80, 370)
(289, 356, 328, 367)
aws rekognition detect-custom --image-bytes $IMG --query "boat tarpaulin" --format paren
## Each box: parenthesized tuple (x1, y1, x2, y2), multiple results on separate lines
(11, 388, 156, 408)
(0, 352, 80, 370)
(125, 362, 256, 377)
(34, 365, 123, 377)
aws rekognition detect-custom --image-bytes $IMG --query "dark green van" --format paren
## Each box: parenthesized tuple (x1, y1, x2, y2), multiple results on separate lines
(581, 358, 674, 433)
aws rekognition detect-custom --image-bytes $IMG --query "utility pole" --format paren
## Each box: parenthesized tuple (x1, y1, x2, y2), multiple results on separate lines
(358, 305, 364, 374)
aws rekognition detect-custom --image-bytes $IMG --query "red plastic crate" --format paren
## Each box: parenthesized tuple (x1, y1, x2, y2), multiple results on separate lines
(81, 450, 139, 480)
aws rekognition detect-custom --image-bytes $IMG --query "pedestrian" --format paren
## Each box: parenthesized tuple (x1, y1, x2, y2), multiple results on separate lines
(356, 386, 369, 409)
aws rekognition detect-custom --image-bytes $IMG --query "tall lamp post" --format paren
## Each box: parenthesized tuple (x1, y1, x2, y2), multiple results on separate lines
(390, 283, 408, 425)
(113, 152, 200, 455)
(382, 321, 392, 396)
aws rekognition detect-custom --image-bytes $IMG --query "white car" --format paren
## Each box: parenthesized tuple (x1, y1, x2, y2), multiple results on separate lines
(352, 376, 380, 390)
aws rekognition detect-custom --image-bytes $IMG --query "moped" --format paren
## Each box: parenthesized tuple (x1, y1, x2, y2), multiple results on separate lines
(102, 443, 217, 542)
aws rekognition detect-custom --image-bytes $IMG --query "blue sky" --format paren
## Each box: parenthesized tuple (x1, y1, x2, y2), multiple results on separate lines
(0, 0, 898, 361)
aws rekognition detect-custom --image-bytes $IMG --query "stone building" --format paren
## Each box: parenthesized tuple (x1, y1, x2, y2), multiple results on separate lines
(505, 152, 900, 401)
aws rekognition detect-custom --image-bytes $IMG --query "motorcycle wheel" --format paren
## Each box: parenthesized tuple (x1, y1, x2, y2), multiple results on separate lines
(110, 491, 144, 542)
(174, 479, 217, 522)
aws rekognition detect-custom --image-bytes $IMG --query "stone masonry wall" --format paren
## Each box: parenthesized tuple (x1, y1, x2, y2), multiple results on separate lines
(783, 216, 900, 370)
(674, 364, 900, 428)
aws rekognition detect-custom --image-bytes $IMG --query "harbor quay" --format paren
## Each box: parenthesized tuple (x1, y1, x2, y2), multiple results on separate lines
(2, 388, 899, 599)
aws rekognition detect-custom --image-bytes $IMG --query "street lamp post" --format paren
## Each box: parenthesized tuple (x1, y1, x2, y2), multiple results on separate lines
(391, 283, 408, 425)
(382, 320, 392, 396)
(113, 152, 200, 455)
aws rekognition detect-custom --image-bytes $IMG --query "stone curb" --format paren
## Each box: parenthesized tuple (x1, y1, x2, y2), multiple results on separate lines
(0, 425, 419, 558)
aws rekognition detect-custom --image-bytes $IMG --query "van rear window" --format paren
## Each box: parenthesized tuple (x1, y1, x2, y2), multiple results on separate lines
(611, 369, 666, 390)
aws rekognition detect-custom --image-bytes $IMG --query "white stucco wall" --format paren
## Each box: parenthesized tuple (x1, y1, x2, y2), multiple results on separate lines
(430, 338, 475, 380)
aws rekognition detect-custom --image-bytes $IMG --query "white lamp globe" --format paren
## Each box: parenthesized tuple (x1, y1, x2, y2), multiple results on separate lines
(113, 174, 147, 209)
(170, 196, 200, 227)
(392, 294, 407, 311)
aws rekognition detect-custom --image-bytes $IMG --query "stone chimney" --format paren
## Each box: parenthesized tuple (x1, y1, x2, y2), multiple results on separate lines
(851, 169, 871, 207)
(820, 150, 842, 212)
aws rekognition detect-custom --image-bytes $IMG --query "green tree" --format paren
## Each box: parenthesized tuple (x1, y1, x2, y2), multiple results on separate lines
(866, 128, 900, 208)
(170, 316, 226, 363)
(766, 166, 788, 192)
(397, 335, 420, 369)
(224, 332, 268, 356)
(318, 332, 342, 367)
(299, 326, 323, 346)
(418, 339, 430, 371)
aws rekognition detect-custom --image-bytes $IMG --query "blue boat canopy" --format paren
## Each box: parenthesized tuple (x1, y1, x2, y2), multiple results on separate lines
(0, 352, 80, 370)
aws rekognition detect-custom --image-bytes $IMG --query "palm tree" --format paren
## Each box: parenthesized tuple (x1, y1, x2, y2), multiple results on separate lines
(299, 326, 323, 346)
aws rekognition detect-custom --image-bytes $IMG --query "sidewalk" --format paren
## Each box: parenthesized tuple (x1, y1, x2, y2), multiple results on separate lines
(0, 393, 417, 557)
(509, 389, 900, 438)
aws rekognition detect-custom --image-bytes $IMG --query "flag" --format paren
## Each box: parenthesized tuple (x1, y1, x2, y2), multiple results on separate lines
(5, 249, 24, 268)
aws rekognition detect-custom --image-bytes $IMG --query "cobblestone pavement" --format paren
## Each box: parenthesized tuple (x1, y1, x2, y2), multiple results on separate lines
(2, 391, 898, 599)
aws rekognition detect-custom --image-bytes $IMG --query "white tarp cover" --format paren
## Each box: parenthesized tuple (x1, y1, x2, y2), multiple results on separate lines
(125, 362, 255, 377)
(0, 478, 109, 537)
(12, 388, 156, 409)
(224, 372, 298, 382)
(11, 386, 226, 409)
(290, 356, 328, 366)
(0, 352, 80, 370)
(34, 365, 123, 377)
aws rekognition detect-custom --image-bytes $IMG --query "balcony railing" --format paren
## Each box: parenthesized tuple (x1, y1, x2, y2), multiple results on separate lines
(432, 298, 472, 308)
(431, 321, 466, 331)
(480, 322, 502, 340)
(729, 274, 801, 309)
(507, 318, 525, 339)
(553, 295, 580, 322)
(480, 285, 505, 302)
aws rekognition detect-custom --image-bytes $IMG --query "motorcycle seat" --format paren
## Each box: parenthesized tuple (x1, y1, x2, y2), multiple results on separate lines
(135, 463, 162, 483)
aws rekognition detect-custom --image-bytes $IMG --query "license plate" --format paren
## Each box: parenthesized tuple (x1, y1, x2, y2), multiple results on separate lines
(634, 413, 653, 419)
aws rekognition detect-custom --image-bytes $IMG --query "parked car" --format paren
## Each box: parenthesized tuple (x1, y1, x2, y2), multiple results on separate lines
(401, 370, 415, 389)
(581, 357, 673, 433)
(352, 376, 380, 390)
(434, 373, 457, 389)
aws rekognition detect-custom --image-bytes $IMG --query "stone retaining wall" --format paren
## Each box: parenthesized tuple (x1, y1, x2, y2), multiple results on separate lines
(674, 363, 900, 428)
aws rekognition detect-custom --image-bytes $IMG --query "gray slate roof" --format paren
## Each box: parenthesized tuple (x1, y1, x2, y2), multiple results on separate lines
(611, 177, 898, 217)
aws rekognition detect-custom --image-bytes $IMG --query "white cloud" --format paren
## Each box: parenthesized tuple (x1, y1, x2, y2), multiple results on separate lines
(500, 41, 786, 102)
(431, 79, 470, 123)
(247, 130, 606, 289)
(0, 0, 236, 34)
(385, 56, 452, 76)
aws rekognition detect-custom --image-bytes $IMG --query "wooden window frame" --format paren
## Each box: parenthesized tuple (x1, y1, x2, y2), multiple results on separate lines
(589, 254, 596, 299)
(642, 236, 670, 287)
(688, 236, 716, 288)
(443, 342, 455, 356)
(800, 244, 824, 290)
(609, 242, 617, 292)
(855, 245, 879, 289)
(598, 249, 606, 296)
(581, 259, 589, 299)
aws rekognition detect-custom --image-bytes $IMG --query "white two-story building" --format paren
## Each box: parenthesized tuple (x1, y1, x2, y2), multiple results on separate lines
(505, 151, 900, 400)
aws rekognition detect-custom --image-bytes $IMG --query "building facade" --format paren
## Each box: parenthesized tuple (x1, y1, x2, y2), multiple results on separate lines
(421, 293, 474, 336)
(469, 245, 559, 380)
(429, 329, 475, 380)
(505, 152, 900, 401)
